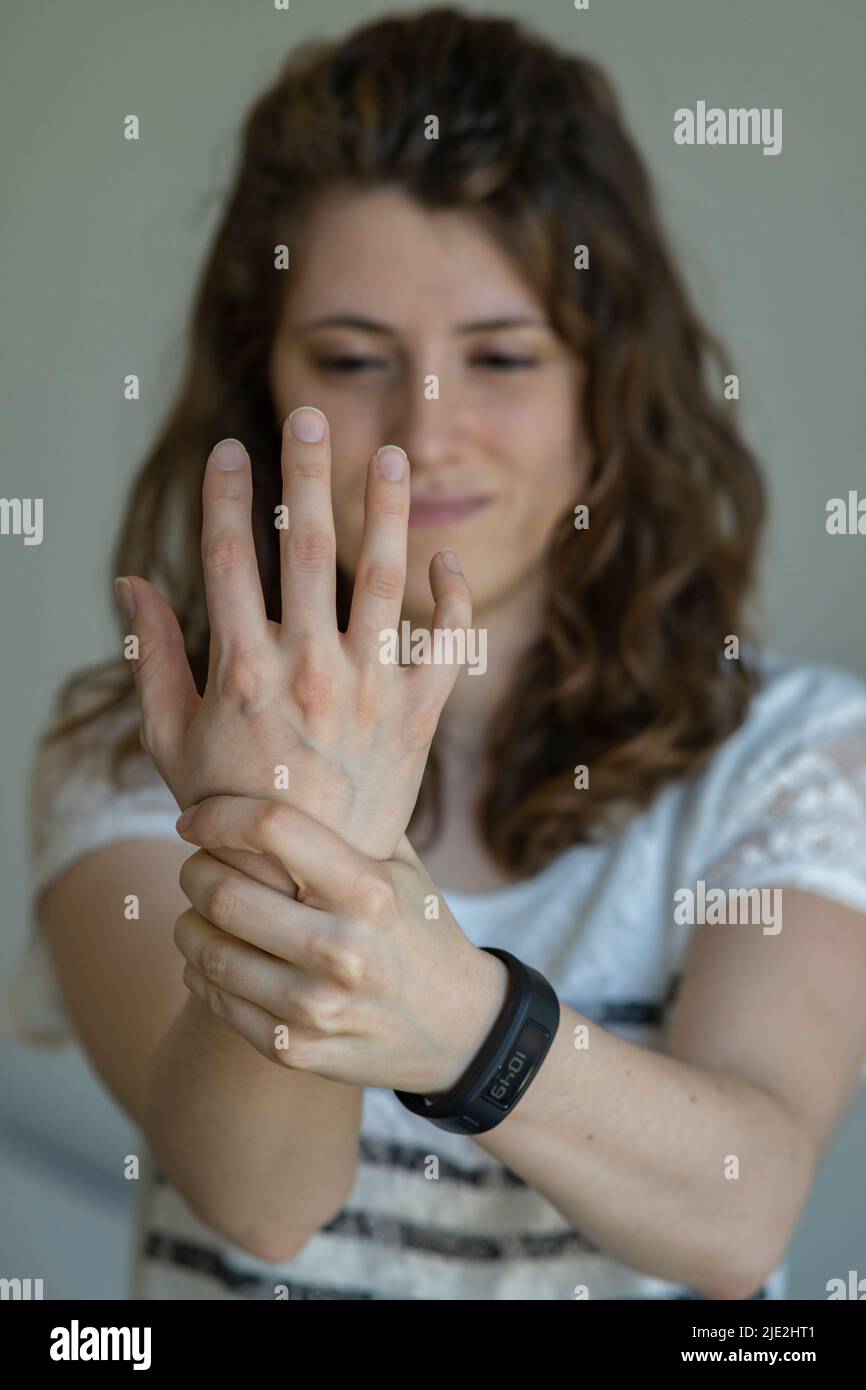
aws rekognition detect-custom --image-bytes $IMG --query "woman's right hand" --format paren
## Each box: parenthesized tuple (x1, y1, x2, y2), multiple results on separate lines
(115, 410, 472, 885)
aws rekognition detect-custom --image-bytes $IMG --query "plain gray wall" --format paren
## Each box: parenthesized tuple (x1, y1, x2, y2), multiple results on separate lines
(1, 0, 864, 1299)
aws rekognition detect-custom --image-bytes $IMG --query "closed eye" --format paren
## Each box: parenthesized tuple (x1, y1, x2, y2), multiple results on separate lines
(472, 354, 538, 370)
(314, 355, 388, 374)
(314, 352, 539, 375)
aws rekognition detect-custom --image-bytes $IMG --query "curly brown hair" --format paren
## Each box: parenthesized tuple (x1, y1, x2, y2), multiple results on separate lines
(46, 6, 766, 875)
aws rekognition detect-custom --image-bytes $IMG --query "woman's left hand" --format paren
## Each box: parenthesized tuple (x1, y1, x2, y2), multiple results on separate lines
(174, 794, 509, 1094)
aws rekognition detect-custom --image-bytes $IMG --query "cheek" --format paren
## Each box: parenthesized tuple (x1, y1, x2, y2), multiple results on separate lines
(496, 397, 585, 529)
(526, 435, 584, 528)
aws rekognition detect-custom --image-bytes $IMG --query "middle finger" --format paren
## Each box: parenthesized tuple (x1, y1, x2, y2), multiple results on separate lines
(279, 408, 339, 641)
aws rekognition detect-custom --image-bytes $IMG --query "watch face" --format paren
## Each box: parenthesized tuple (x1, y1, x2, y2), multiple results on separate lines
(483, 1019, 550, 1110)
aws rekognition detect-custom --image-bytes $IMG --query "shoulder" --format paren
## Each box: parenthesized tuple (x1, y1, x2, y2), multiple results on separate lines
(693, 646, 866, 800)
(677, 646, 866, 914)
(31, 683, 153, 828)
(4, 685, 179, 1050)
(29, 682, 176, 899)
(742, 646, 866, 736)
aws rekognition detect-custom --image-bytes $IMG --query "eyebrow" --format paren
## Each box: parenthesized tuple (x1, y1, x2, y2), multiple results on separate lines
(295, 314, 548, 335)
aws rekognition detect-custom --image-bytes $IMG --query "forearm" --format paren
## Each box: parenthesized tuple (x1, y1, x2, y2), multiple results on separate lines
(474, 1004, 815, 1297)
(142, 992, 362, 1259)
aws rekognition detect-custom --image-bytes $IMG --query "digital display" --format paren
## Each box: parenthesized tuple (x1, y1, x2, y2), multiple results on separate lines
(483, 1020, 550, 1110)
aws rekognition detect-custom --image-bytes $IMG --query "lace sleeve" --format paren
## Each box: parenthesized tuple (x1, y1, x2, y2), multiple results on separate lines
(1, 696, 179, 1048)
(699, 721, 866, 911)
(28, 701, 179, 901)
(679, 663, 866, 1081)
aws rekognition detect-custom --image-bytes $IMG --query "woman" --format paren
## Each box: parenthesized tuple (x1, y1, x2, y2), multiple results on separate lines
(8, 8, 866, 1301)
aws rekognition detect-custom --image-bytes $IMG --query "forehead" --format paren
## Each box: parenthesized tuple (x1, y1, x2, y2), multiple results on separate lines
(282, 185, 543, 327)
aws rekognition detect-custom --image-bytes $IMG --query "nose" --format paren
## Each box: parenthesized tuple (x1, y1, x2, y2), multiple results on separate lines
(385, 365, 470, 479)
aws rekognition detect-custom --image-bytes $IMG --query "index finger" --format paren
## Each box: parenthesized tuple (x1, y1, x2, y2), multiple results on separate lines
(176, 794, 382, 912)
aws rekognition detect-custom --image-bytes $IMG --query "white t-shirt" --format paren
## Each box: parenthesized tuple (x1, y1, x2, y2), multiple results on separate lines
(5, 647, 866, 1300)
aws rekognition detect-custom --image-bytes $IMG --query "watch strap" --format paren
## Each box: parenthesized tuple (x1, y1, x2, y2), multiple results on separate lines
(393, 947, 560, 1134)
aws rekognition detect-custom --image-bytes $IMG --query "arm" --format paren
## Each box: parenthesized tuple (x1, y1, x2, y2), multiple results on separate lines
(473, 888, 866, 1298)
(169, 798, 866, 1295)
(40, 839, 358, 1259)
(46, 415, 470, 1257)
(144, 993, 362, 1260)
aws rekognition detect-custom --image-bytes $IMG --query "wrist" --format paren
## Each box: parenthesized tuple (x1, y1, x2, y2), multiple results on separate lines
(431, 947, 510, 1095)
(395, 949, 561, 1135)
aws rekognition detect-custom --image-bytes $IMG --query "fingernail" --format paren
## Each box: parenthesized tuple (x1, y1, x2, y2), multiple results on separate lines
(289, 407, 326, 442)
(113, 576, 136, 619)
(176, 806, 198, 834)
(376, 445, 407, 480)
(441, 549, 462, 573)
(211, 439, 246, 470)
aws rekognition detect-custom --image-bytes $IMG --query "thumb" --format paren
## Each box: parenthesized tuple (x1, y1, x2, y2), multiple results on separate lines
(114, 575, 199, 772)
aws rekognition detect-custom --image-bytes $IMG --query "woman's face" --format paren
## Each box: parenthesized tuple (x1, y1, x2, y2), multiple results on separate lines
(268, 185, 589, 623)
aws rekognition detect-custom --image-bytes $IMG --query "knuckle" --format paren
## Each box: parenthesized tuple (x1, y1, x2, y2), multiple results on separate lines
(288, 525, 333, 573)
(203, 533, 248, 576)
(258, 799, 295, 843)
(274, 1032, 316, 1071)
(297, 986, 345, 1032)
(178, 853, 201, 899)
(292, 993, 319, 1030)
(189, 798, 218, 841)
(219, 651, 268, 706)
(173, 907, 197, 952)
(135, 696, 168, 765)
(292, 449, 326, 480)
(362, 560, 404, 601)
(205, 981, 228, 1017)
(315, 936, 366, 990)
(138, 714, 157, 757)
(208, 473, 247, 502)
(439, 600, 472, 631)
(205, 878, 237, 929)
(200, 935, 230, 985)
(289, 658, 333, 719)
(133, 640, 161, 686)
(358, 874, 396, 921)
(373, 491, 410, 519)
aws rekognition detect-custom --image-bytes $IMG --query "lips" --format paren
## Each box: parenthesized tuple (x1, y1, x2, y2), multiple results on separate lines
(408, 495, 492, 526)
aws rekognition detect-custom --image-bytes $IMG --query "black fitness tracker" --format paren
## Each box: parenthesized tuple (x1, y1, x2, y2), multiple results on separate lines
(393, 947, 561, 1134)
